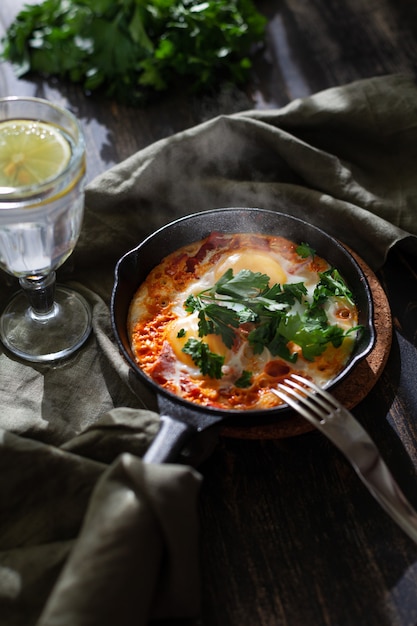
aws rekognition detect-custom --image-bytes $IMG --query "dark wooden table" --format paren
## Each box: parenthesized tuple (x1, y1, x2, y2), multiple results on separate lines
(2, 1, 417, 625)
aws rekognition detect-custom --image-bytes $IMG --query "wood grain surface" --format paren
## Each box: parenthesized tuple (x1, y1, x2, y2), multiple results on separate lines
(1, 2, 417, 625)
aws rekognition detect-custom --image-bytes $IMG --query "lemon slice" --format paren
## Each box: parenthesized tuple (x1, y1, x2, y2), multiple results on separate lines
(0, 119, 72, 188)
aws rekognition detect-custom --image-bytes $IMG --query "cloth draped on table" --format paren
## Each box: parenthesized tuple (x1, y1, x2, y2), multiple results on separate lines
(0, 73, 416, 626)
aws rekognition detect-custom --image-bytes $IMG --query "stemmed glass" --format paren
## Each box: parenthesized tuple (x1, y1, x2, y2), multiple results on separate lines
(0, 96, 91, 362)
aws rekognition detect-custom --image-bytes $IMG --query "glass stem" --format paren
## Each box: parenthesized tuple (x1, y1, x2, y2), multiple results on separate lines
(19, 272, 56, 316)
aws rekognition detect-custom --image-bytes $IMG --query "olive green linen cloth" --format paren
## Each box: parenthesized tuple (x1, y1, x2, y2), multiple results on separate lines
(0, 73, 417, 626)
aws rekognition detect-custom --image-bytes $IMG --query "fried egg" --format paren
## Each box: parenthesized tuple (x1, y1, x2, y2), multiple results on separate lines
(128, 232, 359, 410)
(214, 250, 287, 286)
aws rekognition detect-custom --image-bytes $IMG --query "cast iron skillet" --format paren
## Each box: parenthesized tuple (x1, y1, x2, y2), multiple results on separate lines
(111, 208, 375, 463)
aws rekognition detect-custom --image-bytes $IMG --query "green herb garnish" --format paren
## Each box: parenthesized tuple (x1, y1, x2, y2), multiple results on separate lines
(235, 370, 253, 388)
(315, 268, 355, 305)
(296, 242, 316, 258)
(1, 0, 267, 106)
(182, 264, 361, 378)
(182, 337, 224, 379)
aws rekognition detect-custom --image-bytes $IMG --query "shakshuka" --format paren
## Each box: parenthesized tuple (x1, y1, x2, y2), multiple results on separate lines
(128, 232, 361, 410)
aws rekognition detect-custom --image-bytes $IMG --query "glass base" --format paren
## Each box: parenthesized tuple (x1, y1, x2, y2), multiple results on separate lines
(0, 285, 92, 363)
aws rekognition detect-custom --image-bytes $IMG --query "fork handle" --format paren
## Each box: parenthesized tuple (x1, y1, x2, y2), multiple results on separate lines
(355, 454, 417, 544)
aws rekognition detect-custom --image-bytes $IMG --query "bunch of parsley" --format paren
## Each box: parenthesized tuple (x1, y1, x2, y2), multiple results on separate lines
(1, 0, 266, 105)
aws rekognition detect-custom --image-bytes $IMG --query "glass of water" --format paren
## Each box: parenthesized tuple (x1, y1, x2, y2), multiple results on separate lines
(0, 96, 91, 362)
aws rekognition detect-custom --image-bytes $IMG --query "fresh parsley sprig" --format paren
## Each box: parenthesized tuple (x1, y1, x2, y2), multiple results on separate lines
(185, 295, 254, 348)
(182, 337, 224, 379)
(316, 268, 355, 305)
(296, 242, 316, 258)
(214, 268, 270, 299)
(235, 370, 253, 388)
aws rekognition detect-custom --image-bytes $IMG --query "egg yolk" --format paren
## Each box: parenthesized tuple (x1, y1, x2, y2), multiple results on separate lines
(214, 250, 287, 286)
(166, 314, 230, 368)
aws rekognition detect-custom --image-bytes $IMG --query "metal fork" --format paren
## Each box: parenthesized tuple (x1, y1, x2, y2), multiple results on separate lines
(272, 374, 417, 545)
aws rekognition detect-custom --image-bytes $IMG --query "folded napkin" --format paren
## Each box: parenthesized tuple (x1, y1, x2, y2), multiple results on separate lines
(1, 73, 417, 626)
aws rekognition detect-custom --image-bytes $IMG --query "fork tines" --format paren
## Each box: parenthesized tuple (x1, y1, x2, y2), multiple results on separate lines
(272, 374, 340, 423)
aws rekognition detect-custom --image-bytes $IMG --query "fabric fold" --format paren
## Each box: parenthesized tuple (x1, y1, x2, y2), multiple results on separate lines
(0, 414, 202, 626)
(37, 454, 202, 626)
(81, 73, 417, 274)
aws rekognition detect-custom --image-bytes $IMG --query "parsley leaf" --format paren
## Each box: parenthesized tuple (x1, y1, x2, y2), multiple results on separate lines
(185, 281, 257, 347)
(199, 304, 239, 348)
(215, 269, 270, 299)
(316, 268, 355, 305)
(235, 370, 253, 388)
(184, 294, 202, 314)
(296, 242, 316, 258)
(294, 324, 346, 361)
(267, 330, 298, 362)
(182, 337, 224, 379)
(247, 319, 277, 355)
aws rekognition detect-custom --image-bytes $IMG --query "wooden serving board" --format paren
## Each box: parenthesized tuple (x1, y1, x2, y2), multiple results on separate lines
(221, 252, 392, 439)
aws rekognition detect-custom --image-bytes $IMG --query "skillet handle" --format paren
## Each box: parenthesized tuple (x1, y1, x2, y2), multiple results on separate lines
(143, 414, 196, 464)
